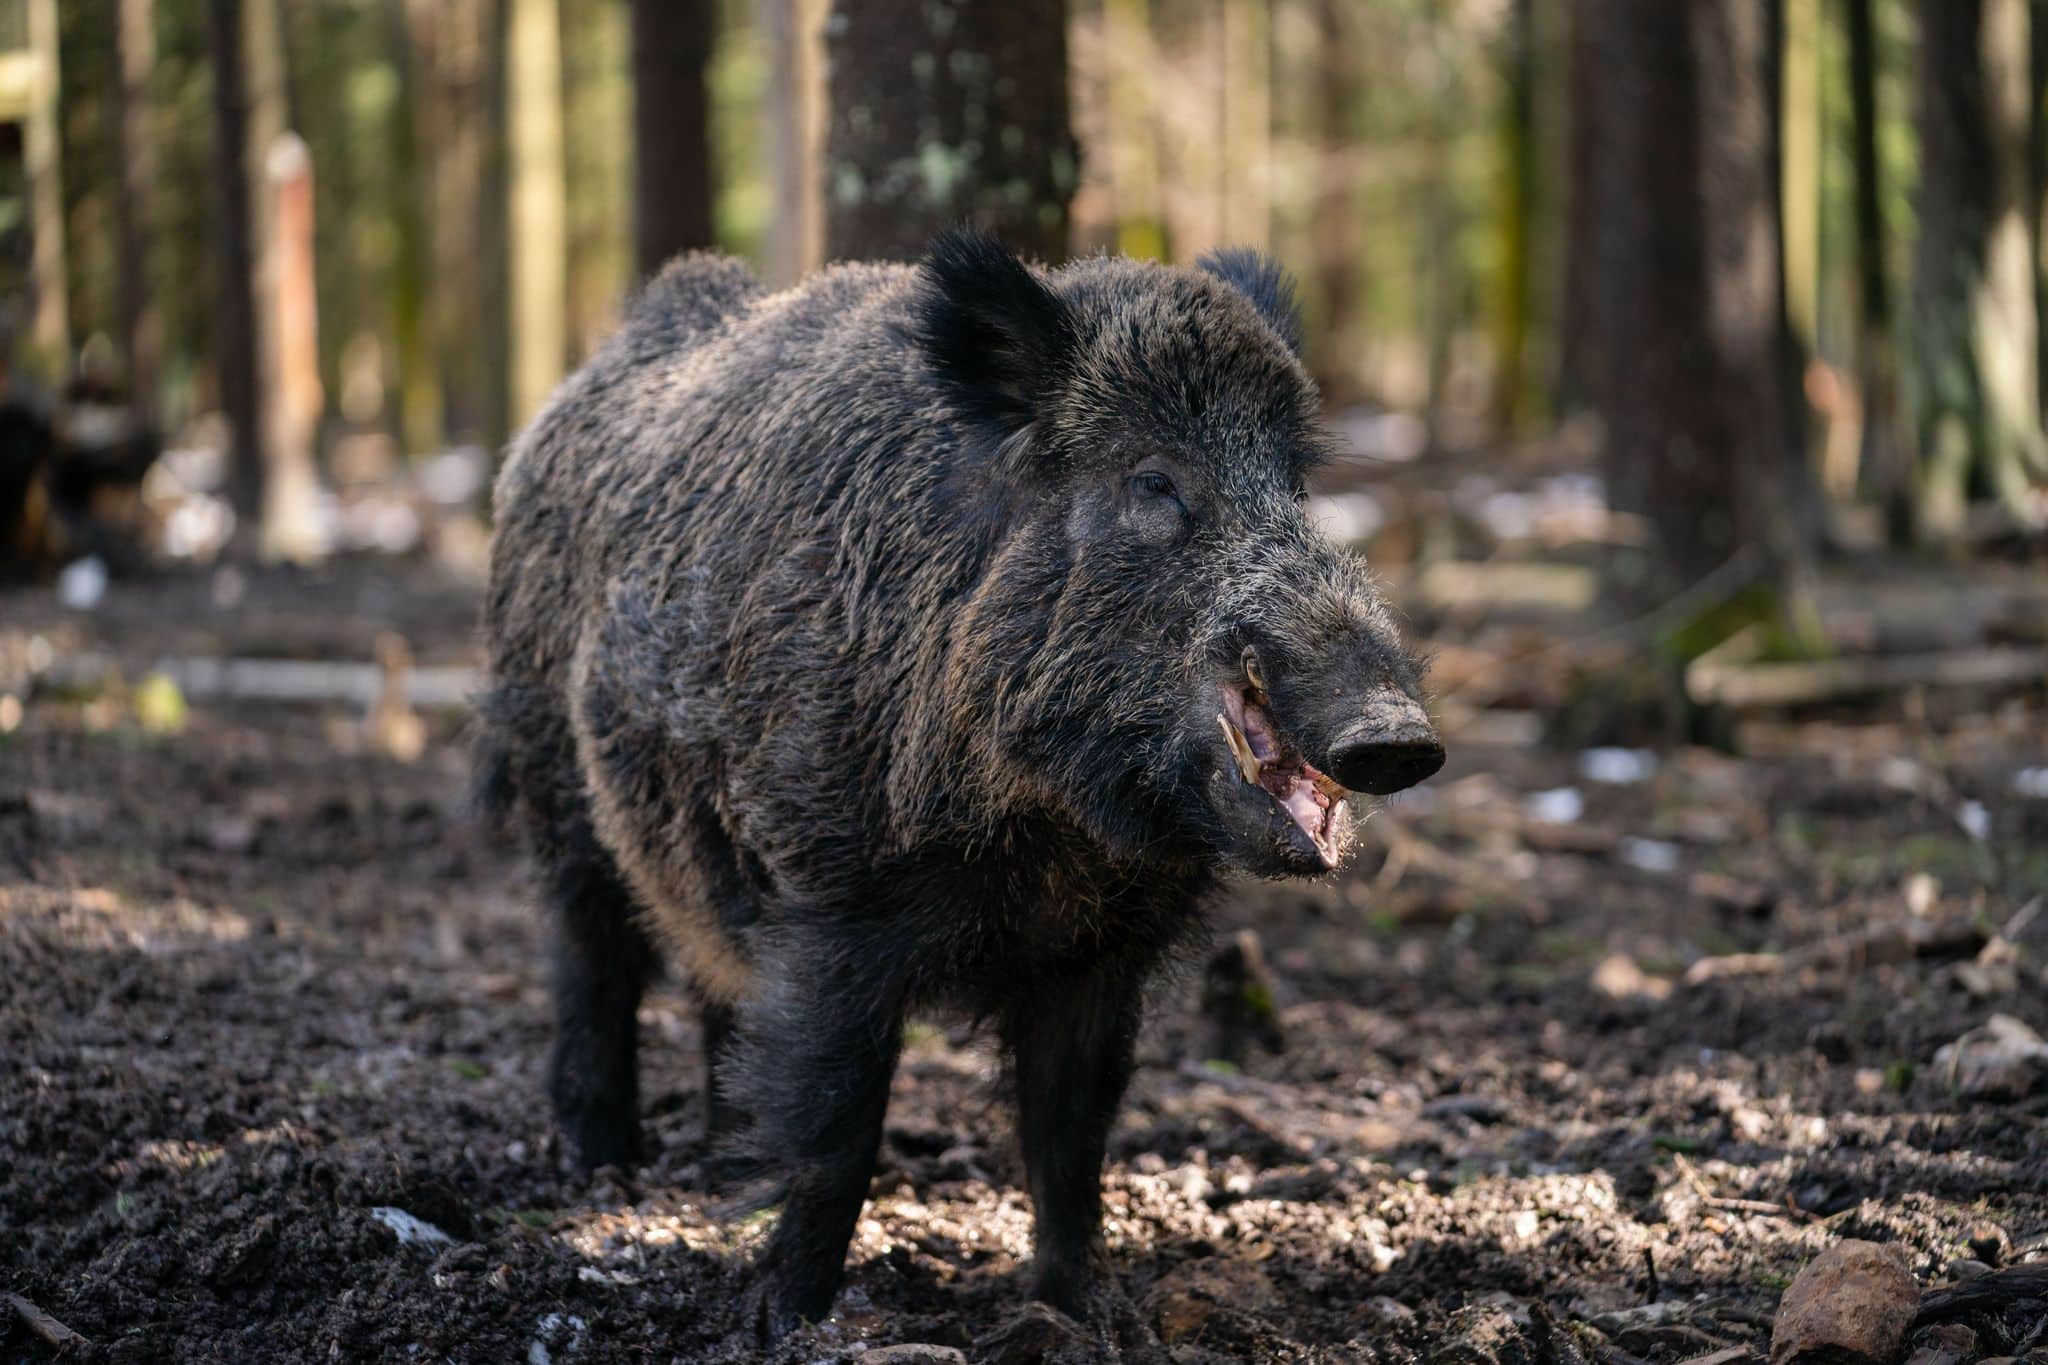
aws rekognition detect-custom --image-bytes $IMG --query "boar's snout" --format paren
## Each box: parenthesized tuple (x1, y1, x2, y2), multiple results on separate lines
(1324, 693, 1444, 796)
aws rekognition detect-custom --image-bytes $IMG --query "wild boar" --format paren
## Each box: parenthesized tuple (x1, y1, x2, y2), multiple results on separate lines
(479, 229, 1441, 1335)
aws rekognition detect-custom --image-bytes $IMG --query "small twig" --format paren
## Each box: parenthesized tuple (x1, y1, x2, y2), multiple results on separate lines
(1642, 1246, 1660, 1302)
(1672, 1154, 1815, 1222)
(5, 1293, 90, 1350)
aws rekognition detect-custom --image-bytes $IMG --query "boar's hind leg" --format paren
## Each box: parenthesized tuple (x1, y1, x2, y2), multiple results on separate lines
(1003, 972, 1144, 1318)
(545, 851, 659, 1172)
(736, 940, 907, 1338)
(695, 996, 747, 1148)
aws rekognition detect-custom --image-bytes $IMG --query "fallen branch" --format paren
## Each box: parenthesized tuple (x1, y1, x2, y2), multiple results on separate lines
(1688, 645, 2047, 710)
(5, 1292, 89, 1350)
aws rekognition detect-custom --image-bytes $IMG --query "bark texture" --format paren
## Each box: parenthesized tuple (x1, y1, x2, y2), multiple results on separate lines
(823, 0, 1076, 262)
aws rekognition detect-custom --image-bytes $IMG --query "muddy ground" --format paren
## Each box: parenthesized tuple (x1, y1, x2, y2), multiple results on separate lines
(3, 557, 2046, 1364)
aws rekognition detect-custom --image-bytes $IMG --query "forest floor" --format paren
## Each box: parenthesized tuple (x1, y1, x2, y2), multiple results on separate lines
(4, 526, 2048, 1363)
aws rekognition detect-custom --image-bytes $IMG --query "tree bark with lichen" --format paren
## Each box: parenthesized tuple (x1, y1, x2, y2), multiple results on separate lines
(822, 0, 1076, 263)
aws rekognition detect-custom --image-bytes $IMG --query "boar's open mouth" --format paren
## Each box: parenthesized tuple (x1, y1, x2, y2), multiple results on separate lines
(1216, 675, 1352, 869)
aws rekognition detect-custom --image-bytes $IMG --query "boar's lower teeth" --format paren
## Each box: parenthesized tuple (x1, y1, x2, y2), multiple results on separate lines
(1219, 685, 1352, 867)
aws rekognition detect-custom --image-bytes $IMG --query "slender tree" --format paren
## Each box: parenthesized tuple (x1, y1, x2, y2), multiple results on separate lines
(1912, 0, 2045, 534)
(630, 0, 716, 277)
(112, 0, 159, 415)
(1492, 0, 1536, 432)
(208, 0, 264, 527)
(507, 0, 566, 428)
(822, 0, 1076, 262)
(26, 0, 68, 369)
(1590, 0, 1800, 590)
(1846, 0, 1910, 535)
(1558, 0, 1603, 413)
(759, 0, 823, 287)
(1309, 0, 1357, 400)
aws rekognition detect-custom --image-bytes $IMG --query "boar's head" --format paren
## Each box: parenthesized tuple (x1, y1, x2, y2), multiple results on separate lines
(915, 230, 1441, 878)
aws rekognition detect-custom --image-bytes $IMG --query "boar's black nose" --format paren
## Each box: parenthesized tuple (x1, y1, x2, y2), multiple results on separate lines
(1325, 719, 1445, 796)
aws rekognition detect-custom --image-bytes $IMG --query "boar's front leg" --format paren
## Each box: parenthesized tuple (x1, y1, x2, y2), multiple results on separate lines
(737, 936, 907, 1338)
(1002, 969, 1145, 1318)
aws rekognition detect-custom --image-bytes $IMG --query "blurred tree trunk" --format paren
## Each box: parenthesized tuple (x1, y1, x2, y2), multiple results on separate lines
(759, 0, 822, 287)
(1591, 0, 1801, 593)
(823, 0, 1076, 262)
(1780, 0, 1820, 350)
(1558, 0, 1601, 413)
(423, 0, 502, 446)
(1309, 0, 1356, 400)
(112, 0, 159, 416)
(389, 0, 440, 456)
(507, 0, 566, 428)
(1846, 0, 1910, 537)
(208, 0, 264, 528)
(2033, 0, 2047, 425)
(1491, 0, 1536, 433)
(1219, 0, 1269, 251)
(1104, 0, 1164, 262)
(1912, 0, 2045, 535)
(630, 0, 716, 277)
(26, 0, 68, 370)
(1768, 0, 1823, 553)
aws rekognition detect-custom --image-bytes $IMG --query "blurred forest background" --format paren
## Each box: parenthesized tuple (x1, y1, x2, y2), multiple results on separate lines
(2, 0, 2047, 616)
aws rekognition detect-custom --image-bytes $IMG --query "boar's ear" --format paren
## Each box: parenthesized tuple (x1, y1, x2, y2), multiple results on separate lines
(1196, 248, 1303, 356)
(915, 227, 1076, 433)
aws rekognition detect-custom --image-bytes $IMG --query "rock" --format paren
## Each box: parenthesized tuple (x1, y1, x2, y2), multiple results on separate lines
(1931, 1014, 2048, 1099)
(854, 1346, 969, 1365)
(1430, 1304, 1538, 1365)
(1770, 1240, 1918, 1365)
(1144, 1258, 1277, 1345)
(1357, 1296, 1416, 1328)
(1901, 1324, 1976, 1365)
(1591, 953, 1673, 1003)
(977, 1302, 1094, 1365)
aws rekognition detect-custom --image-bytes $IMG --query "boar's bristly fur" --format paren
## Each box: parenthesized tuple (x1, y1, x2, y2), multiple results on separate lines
(480, 231, 1440, 1338)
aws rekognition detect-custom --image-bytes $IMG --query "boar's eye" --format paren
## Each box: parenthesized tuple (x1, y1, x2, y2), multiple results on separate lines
(1124, 467, 1189, 545)
(1132, 470, 1179, 503)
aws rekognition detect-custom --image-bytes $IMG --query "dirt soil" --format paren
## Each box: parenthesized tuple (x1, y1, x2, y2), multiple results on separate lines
(3, 559, 2046, 1364)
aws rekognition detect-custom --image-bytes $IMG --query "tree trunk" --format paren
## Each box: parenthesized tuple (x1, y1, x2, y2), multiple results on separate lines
(112, 0, 159, 416)
(506, 0, 567, 428)
(388, 0, 441, 456)
(1558, 0, 1602, 413)
(1912, 0, 2045, 535)
(822, 0, 1076, 262)
(1978, 0, 2047, 501)
(1309, 0, 1356, 401)
(1768, 0, 1823, 554)
(758, 0, 823, 287)
(208, 0, 264, 529)
(1846, 0, 1910, 536)
(423, 0, 503, 445)
(1492, 0, 1536, 433)
(1591, 0, 1797, 592)
(26, 0, 68, 372)
(630, 0, 716, 277)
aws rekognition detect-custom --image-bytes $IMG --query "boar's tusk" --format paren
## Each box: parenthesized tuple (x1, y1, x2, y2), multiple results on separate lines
(1218, 713, 1262, 785)
(1241, 646, 1268, 700)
